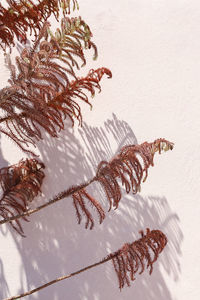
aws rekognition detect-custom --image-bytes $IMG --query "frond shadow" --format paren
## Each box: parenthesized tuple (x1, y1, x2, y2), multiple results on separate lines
(2, 114, 182, 300)
(0, 135, 10, 299)
(0, 260, 9, 299)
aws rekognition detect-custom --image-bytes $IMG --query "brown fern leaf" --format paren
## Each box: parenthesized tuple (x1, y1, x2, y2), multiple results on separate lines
(68, 138, 173, 229)
(60, 0, 79, 14)
(0, 0, 79, 51)
(0, 67, 111, 152)
(0, 20, 111, 153)
(96, 138, 174, 210)
(50, 16, 98, 69)
(0, 159, 45, 236)
(110, 228, 167, 289)
(0, 88, 61, 155)
(0, 229, 167, 299)
(49, 68, 112, 126)
(0, 140, 173, 231)
(72, 188, 105, 229)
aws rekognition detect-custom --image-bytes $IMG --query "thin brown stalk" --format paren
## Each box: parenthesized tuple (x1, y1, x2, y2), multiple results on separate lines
(0, 159, 45, 235)
(3, 228, 167, 300)
(0, 18, 111, 153)
(0, 0, 79, 50)
(0, 139, 173, 231)
(0, 177, 96, 226)
(4, 254, 113, 300)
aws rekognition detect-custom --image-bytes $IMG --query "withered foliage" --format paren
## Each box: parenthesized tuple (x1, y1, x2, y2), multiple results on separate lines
(1, 228, 167, 299)
(0, 159, 45, 236)
(0, 2, 170, 298)
(0, 18, 111, 153)
(0, 139, 173, 234)
(109, 228, 167, 289)
(96, 138, 174, 210)
(0, 0, 79, 51)
(72, 188, 105, 229)
(71, 138, 173, 229)
(50, 67, 112, 127)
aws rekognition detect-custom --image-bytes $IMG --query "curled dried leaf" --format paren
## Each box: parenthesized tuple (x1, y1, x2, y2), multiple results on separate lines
(70, 139, 173, 229)
(0, 19, 111, 153)
(0, 0, 79, 50)
(0, 159, 45, 236)
(109, 228, 167, 289)
(72, 188, 105, 229)
(96, 138, 174, 210)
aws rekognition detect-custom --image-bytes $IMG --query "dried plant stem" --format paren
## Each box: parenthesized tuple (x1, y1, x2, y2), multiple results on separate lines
(0, 139, 173, 229)
(3, 228, 167, 300)
(4, 254, 114, 300)
(0, 113, 26, 124)
(0, 159, 45, 235)
(0, 177, 96, 226)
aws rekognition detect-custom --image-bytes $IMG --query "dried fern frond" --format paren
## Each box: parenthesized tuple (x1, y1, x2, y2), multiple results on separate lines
(0, 20, 111, 153)
(0, 67, 111, 152)
(3, 228, 167, 300)
(96, 138, 174, 210)
(70, 138, 173, 228)
(0, 139, 173, 232)
(73, 188, 105, 229)
(0, 0, 79, 51)
(109, 228, 167, 289)
(60, 0, 79, 14)
(0, 159, 45, 236)
(49, 16, 98, 68)
(50, 68, 112, 126)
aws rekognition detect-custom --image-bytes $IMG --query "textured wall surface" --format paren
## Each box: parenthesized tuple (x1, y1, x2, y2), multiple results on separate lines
(0, 1, 200, 299)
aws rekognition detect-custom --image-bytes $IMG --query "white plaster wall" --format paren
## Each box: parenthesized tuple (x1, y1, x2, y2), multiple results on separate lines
(0, 0, 200, 299)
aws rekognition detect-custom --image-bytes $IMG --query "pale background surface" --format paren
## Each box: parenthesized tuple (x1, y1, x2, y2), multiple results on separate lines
(0, 0, 199, 299)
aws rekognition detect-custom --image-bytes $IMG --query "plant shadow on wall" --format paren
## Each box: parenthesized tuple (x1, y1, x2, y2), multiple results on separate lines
(5, 114, 183, 300)
(0, 137, 8, 169)
(0, 136, 9, 300)
(0, 260, 9, 300)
